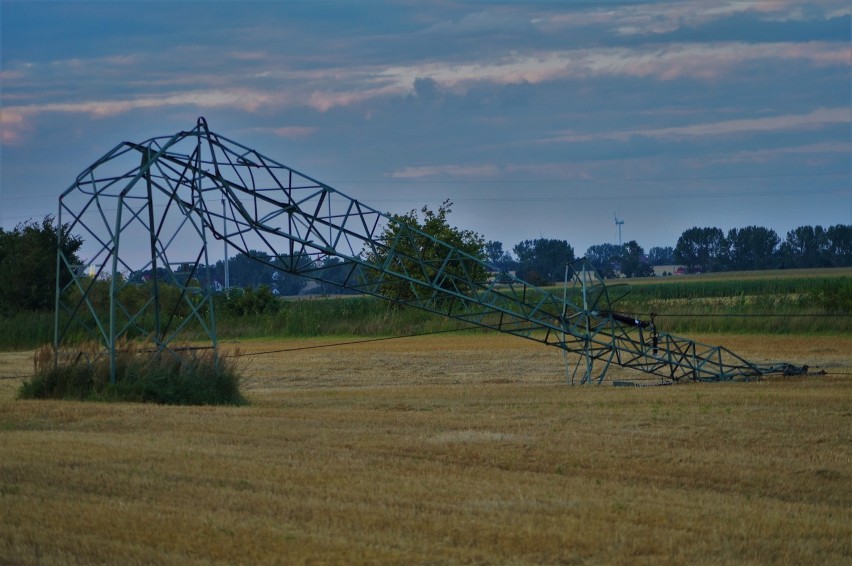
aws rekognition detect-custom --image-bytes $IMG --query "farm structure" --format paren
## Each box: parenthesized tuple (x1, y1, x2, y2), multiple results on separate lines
(54, 118, 805, 385)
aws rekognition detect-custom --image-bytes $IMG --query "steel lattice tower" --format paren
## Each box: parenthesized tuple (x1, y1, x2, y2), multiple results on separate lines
(55, 118, 804, 384)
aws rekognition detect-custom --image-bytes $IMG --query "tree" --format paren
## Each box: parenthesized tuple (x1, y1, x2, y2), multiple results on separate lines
(674, 227, 727, 274)
(727, 226, 779, 271)
(584, 243, 621, 279)
(513, 238, 575, 285)
(225, 250, 273, 289)
(313, 256, 359, 295)
(825, 224, 852, 267)
(647, 246, 674, 266)
(485, 240, 503, 266)
(484, 240, 515, 280)
(0, 216, 83, 314)
(364, 200, 487, 303)
(270, 253, 310, 296)
(780, 225, 830, 269)
(485, 240, 514, 269)
(619, 240, 654, 278)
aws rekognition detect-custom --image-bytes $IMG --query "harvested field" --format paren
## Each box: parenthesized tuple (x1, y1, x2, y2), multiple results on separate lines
(1, 333, 851, 564)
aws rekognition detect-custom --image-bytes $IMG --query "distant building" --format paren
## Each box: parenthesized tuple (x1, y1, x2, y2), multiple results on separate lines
(487, 270, 517, 283)
(652, 265, 686, 277)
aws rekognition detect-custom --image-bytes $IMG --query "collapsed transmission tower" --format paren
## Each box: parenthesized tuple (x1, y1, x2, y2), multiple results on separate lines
(55, 118, 804, 384)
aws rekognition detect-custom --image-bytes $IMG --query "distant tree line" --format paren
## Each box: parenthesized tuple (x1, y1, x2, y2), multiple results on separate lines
(671, 224, 851, 274)
(119, 221, 852, 290)
(484, 223, 850, 282)
(2, 214, 850, 319)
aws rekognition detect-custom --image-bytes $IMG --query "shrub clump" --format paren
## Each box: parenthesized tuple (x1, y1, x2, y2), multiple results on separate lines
(20, 343, 246, 406)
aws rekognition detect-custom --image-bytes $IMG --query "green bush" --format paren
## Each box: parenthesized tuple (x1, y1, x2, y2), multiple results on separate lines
(217, 286, 281, 317)
(19, 344, 246, 406)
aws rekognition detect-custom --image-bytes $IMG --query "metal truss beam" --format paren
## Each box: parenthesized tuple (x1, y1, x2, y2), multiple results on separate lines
(55, 118, 803, 384)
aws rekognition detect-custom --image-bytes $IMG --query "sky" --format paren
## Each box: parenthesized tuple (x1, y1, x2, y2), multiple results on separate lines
(1, 0, 850, 263)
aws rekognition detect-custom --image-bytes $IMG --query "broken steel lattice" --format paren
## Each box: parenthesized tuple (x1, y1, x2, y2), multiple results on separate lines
(55, 118, 802, 384)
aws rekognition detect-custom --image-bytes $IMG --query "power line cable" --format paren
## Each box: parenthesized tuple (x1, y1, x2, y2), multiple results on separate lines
(2, 171, 846, 201)
(0, 329, 483, 379)
(4, 321, 848, 377)
(4, 186, 846, 226)
(232, 310, 849, 360)
(234, 325, 481, 358)
(2, 172, 846, 208)
(648, 313, 850, 318)
(327, 171, 850, 185)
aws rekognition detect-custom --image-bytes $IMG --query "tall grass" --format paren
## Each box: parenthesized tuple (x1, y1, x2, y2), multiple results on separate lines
(0, 311, 53, 350)
(19, 343, 246, 405)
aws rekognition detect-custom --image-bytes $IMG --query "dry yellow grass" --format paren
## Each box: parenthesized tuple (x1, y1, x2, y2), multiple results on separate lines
(1, 333, 850, 564)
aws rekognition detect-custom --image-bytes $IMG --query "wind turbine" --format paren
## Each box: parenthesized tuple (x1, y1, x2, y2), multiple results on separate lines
(614, 213, 624, 247)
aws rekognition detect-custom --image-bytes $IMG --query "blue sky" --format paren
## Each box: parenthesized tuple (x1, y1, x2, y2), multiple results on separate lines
(1, 0, 849, 261)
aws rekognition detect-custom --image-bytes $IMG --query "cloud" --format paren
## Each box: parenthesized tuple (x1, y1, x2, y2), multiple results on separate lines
(0, 108, 30, 145)
(425, 9, 537, 36)
(228, 51, 269, 62)
(1, 1, 848, 253)
(374, 40, 845, 96)
(1, 3, 846, 147)
(536, 0, 849, 37)
(255, 126, 317, 139)
(712, 142, 852, 165)
(306, 83, 407, 112)
(505, 163, 593, 180)
(0, 90, 268, 145)
(543, 107, 850, 143)
(389, 164, 501, 179)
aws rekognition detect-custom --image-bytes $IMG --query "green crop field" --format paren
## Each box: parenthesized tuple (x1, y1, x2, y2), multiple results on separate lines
(543, 267, 852, 334)
(2, 267, 848, 351)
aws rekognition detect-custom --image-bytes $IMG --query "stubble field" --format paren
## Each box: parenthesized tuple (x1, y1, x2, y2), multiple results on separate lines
(1, 333, 850, 564)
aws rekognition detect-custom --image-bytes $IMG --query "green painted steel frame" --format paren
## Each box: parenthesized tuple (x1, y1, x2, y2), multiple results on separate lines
(55, 122, 218, 383)
(55, 119, 802, 384)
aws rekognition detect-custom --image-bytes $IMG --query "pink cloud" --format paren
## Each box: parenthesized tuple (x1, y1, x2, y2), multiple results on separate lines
(712, 142, 852, 165)
(537, 0, 845, 37)
(542, 107, 849, 144)
(307, 84, 404, 112)
(0, 90, 277, 144)
(505, 163, 593, 180)
(374, 41, 845, 99)
(0, 108, 32, 146)
(266, 126, 317, 138)
(389, 164, 501, 179)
